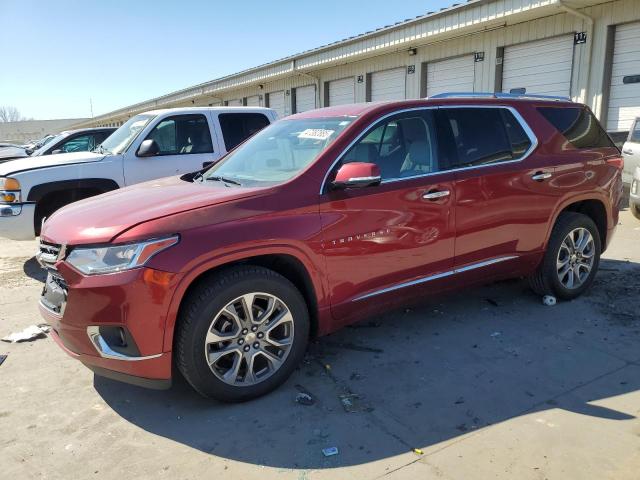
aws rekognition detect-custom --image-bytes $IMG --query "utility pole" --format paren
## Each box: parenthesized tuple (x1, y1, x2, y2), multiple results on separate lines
(89, 98, 94, 118)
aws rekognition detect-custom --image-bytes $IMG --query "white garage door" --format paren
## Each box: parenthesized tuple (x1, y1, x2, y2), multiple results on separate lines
(370, 68, 406, 101)
(295, 85, 316, 113)
(227, 99, 243, 106)
(607, 22, 640, 132)
(267, 91, 286, 117)
(502, 36, 574, 97)
(329, 77, 355, 106)
(246, 95, 261, 107)
(426, 55, 475, 97)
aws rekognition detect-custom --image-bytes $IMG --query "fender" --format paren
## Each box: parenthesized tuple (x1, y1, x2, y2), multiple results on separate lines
(161, 242, 332, 352)
(27, 178, 120, 202)
(543, 190, 611, 251)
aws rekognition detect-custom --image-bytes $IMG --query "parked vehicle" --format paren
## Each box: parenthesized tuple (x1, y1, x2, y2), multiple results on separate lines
(23, 134, 56, 153)
(36, 94, 623, 402)
(621, 117, 640, 185)
(0, 107, 277, 239)
(630, 166, 640, 219)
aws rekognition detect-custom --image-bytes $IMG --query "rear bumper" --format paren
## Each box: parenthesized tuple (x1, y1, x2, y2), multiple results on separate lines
(40, 264, 183, 387)
(0, 203, 35, 240)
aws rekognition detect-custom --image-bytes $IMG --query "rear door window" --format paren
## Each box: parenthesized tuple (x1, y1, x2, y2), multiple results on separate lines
(537, 106, 615, 149)
(219, 113, 270, 151)
(145, 114, 213, 155)
(437, 107, 532, 169)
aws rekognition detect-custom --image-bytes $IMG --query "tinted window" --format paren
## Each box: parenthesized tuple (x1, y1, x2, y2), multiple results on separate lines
(219, 113, 270, 151)
(60, 134, 95, 153)
(145, 114, 213, 155)
(629, 119, 640, 144)
(537, 106, 615, 149)
(342, 110, 439, 180)
(438, 108, 532, 169)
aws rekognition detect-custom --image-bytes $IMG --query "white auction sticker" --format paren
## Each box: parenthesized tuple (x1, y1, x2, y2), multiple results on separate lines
(298, 129, 335, 140)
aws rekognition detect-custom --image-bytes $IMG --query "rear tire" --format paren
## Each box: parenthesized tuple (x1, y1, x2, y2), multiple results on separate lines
(175, 266, 309, 402)
(528, 212, 601, 300)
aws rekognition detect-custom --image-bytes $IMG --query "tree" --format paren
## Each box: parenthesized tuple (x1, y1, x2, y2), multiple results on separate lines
(0, 106, 25, 122)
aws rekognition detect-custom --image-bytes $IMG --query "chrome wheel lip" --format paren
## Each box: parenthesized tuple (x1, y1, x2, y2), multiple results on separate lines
(556, 227, 595, 290)
(204, 292, 294, 387)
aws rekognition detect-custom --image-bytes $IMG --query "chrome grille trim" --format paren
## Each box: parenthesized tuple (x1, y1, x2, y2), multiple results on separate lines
(36, 241, 63, 270)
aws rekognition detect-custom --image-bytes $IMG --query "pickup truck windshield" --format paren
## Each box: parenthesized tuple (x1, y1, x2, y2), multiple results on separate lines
(97, 114, 155, 155)
(202, 117, 355, 186)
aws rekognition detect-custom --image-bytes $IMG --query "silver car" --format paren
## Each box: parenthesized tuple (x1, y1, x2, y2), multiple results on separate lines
(621, 117, 640, 185)
(630, 166, 640, 220)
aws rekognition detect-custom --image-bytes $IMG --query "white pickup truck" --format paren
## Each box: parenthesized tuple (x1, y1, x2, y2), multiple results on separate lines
(0, 107, 277, 239)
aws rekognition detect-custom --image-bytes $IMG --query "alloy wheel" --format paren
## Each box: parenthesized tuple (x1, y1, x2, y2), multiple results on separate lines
(556, 227, 595, 289)
(204, 292, 294, 386)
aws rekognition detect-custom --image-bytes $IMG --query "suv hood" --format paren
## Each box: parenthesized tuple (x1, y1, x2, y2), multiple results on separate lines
(41, 176, 266, 245)
(0, 151, 105, 175)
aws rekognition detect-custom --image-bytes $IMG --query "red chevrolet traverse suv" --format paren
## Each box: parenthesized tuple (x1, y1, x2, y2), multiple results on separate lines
(36, 95, 623, 401)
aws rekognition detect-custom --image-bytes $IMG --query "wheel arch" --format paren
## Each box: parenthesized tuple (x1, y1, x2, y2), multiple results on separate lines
(546, 195, 609, 252)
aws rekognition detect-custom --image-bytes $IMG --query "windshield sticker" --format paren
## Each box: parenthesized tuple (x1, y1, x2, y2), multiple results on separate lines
(298, 129, 335, 140)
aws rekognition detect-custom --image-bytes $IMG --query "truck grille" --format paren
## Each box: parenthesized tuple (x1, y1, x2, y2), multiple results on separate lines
(36, 241, 64, 270)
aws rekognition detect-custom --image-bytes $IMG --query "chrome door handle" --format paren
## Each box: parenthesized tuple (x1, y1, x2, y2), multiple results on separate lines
(422, 189, 450, 200)
(531, 172, 552, 181)
(622, 149, 633, 155)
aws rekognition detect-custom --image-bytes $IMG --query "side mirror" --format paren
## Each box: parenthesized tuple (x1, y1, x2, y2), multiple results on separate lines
(331, 162, 382, 189)
(137, 139, 160, 157)
(51, 149, 63, 155)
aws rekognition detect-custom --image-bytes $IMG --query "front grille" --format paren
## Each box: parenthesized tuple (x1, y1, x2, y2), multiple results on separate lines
(37, 241, 63, 270)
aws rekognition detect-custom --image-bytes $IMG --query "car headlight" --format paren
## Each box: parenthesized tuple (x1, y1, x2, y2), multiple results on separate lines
(66, 236, 179, 275)
(0, 177, 21, 204)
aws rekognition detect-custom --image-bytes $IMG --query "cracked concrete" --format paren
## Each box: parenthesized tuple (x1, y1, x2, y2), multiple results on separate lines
(0, 209, 639, 479)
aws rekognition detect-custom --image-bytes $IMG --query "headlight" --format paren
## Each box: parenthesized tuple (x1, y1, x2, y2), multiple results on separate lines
(632, 179, 638, 195)
(0, 177, 21, 204)
(66, 236, 179, 275)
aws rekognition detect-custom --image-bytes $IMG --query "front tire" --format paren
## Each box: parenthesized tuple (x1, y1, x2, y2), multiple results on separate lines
(175, 266, 309, 402)
(528, 212, 601, 300)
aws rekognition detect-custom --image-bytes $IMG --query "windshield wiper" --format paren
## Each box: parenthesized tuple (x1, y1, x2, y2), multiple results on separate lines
(206, 175, 242, 186)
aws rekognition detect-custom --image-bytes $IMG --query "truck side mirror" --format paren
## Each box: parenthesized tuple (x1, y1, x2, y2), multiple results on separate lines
(137, 139, 160, 157)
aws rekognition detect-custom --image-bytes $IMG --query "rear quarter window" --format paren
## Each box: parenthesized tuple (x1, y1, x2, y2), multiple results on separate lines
(537, 106, 615, 149)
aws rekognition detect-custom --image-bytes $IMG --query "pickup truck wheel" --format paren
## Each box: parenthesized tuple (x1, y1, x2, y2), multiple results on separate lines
(175, 266, 309, 402)
(528, 212, 601, 300)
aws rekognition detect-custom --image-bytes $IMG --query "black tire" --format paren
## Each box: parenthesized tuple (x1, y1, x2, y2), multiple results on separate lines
(175, 265, 309, 402)
(528, 212, 601, 300)
(631, 202, 640, 220)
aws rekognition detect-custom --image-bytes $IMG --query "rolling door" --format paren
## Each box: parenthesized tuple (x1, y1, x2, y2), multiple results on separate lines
(426, 55, 475, 97)
(328, 77, 355, 106)
(502, 36, 574, 97)
(246, 95, 261, 107)
(370, 68, 406, 101)
(294, 85, 316, 113)
(607, 22, 640, 132)
(267, 91, 286, 117)
(226, 99, 243, 106)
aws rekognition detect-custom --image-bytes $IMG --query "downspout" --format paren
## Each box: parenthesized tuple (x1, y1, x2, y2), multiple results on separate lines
(557, 0, 594, 104)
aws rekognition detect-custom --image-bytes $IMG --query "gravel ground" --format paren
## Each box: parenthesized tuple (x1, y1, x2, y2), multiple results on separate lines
(1, 210, 639, 480)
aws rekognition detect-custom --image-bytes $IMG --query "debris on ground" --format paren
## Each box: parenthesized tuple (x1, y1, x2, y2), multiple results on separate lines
(295, 392, 314, 406)
(485, 298, 499, 307)
(0, 354, 7, 366)
(490, 331, 502, 338)
(1, 324, 51, 343)
(542, 295, 557, 306)
(339, 393, 373, 413)
(454, 396, 465, 405)
(413, 448, 424, 455)
(322, 447, 339, 457)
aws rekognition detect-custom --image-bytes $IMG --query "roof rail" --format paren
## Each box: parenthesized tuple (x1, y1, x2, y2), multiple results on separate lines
(428, 92, 572, 102)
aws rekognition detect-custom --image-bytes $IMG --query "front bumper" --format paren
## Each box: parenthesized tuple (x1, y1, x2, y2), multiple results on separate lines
(0, 203, 35, 240)
(39, 262, 182, 387)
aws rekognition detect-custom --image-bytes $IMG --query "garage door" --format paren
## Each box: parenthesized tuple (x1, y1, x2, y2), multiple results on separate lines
(267, 91, 286, 118)
(502, 36, 574, 97)
(329, 77, 355, 106)
(246, 95, 261, 107)
(227, 99, 243, 106)
(426, 55, 475, 97)
(294, 85, 316, 113)
(370, 68, 406, 101)
(607, 22, 640, 132)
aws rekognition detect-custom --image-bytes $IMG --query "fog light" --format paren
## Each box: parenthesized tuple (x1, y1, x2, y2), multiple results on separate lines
(0, 205, 21, 216)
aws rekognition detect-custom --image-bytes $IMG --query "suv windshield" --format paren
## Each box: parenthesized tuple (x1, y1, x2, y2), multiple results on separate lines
(202, 117, 355, 186)
(97, 114, 155, 155)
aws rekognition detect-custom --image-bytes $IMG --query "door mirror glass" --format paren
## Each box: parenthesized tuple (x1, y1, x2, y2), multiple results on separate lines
(332, 162, 381, 189)
(137, 139, 160, 157)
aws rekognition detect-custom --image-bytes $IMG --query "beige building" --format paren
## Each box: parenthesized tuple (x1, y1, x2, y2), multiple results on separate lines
(0, 118, 88, 144)
(75, 0, 640, 137)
